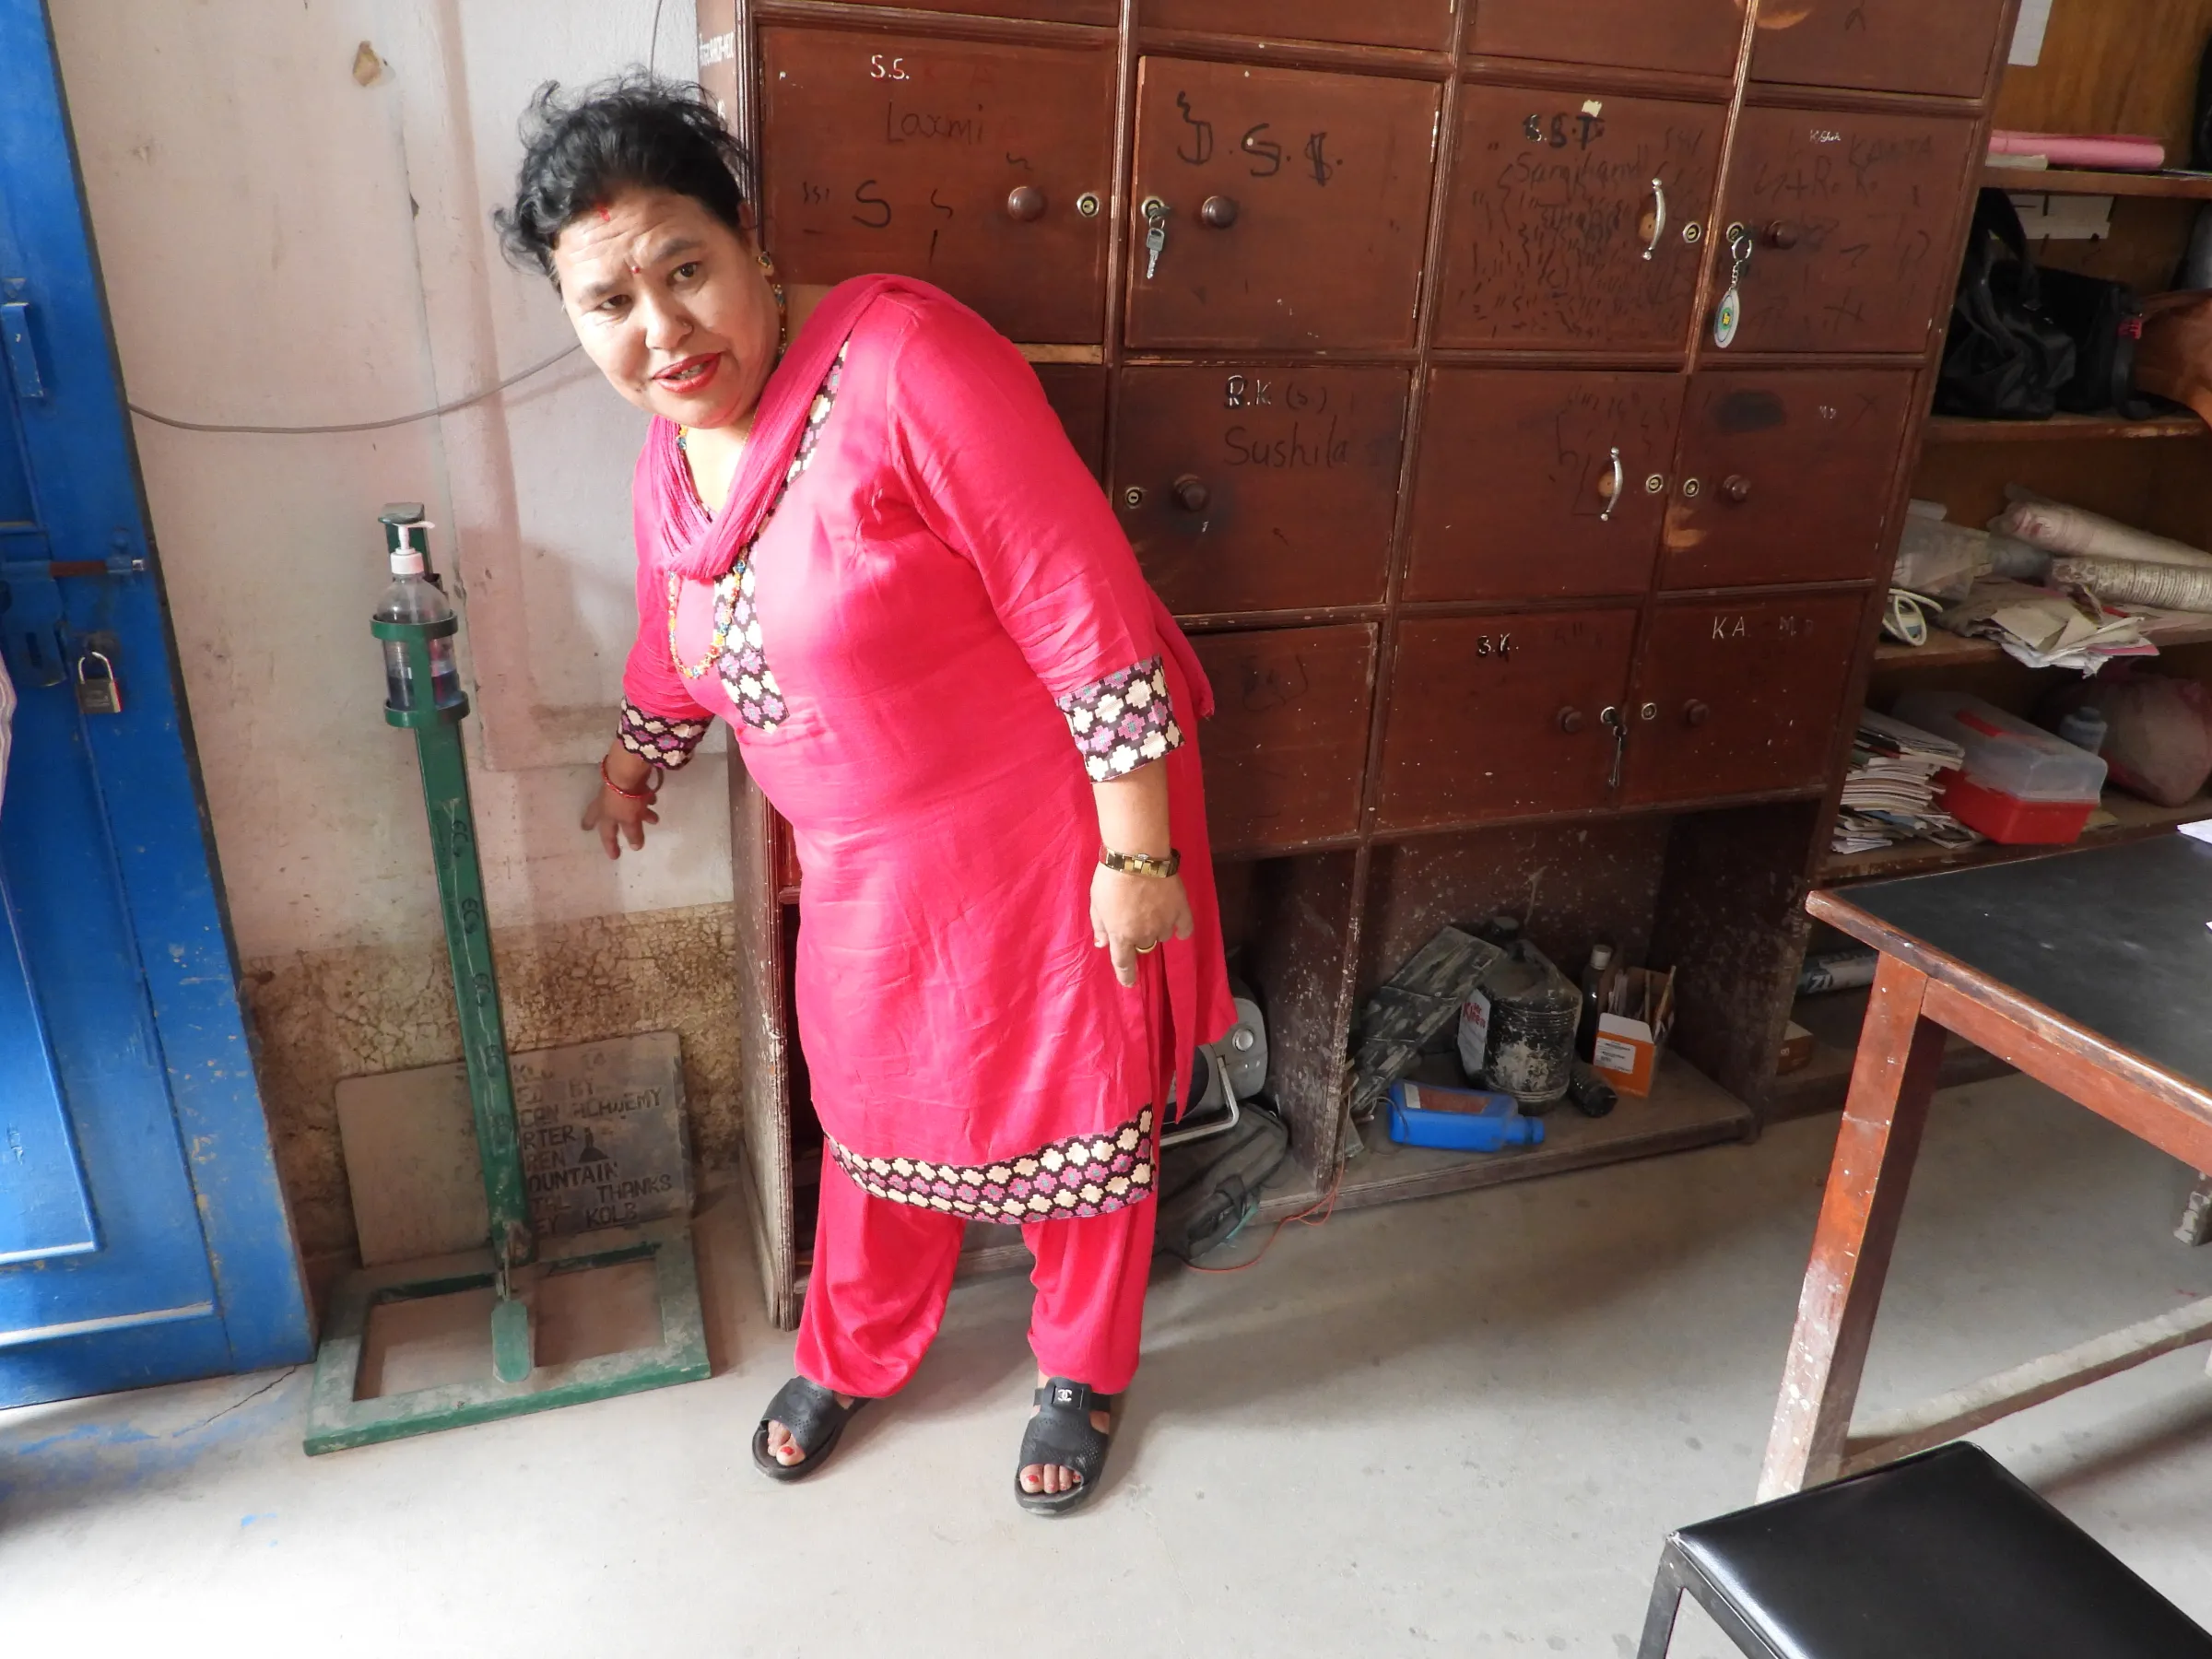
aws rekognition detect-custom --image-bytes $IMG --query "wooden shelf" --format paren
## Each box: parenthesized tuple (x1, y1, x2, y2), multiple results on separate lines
(1924, 412, 2207, 444)
(1819, 791, 2211, 885)
(1983, 164, 2212, 200)
(1873, 614, 2212, 671)
(1327, 1053, 1752, 1214)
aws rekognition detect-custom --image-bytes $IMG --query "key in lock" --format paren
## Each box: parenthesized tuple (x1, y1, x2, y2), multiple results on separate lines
(75, 646, 123, 715)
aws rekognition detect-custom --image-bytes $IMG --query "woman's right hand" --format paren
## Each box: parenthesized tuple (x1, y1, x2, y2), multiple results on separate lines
(583, 745, 660, 859)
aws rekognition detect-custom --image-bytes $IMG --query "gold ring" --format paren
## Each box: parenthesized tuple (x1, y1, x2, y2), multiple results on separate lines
(1135, 942, 1158, 954)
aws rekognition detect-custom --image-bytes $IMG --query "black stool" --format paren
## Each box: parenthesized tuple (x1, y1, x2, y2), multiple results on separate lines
(1639, 1442, 2212, 1658)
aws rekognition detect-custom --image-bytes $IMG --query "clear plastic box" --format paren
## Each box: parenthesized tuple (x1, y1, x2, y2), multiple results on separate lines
(1892, 690, 2107, 801)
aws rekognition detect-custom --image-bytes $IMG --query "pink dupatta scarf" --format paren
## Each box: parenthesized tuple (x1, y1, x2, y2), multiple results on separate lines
(641, 274, 1213, 718)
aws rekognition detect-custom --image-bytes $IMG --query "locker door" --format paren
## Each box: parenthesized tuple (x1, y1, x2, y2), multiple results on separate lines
(1190, 625, 1376, 852)
(1752, 0, 2012, 98)
(1125, 58, 1440, 350)
(1469, 0, 1746, 77)
(1662, 370, 1915, 590)
(1622, 594, 1865, 806)
(1143, 0, 1452, 52)
(1408, 369, 1683, 603)
(1437, 87, 1724, 351)
(1377, 609, 1639, 830)
(1113, 364, 1407, 616)
(759, 26, 1115, 342)
(1713, 107, 1977, 356)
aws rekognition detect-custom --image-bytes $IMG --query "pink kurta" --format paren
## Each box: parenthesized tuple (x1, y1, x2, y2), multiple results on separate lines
(618, 280, 1234, 1224)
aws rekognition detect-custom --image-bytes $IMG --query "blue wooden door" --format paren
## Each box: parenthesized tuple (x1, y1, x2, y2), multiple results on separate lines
(0, 0, 311, 1405)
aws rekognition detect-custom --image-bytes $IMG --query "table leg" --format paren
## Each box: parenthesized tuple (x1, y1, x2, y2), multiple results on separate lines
(2179, 1174, 2212, 1248)
(1758, 953, 1947, 1499)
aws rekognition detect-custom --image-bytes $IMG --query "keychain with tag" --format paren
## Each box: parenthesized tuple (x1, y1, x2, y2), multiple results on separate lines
(75, 646, 123, 715)
(1712, 223, 1753, 348)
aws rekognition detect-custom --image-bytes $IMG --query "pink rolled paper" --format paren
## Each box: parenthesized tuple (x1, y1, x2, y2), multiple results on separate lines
(1988, 130, 2167, 171)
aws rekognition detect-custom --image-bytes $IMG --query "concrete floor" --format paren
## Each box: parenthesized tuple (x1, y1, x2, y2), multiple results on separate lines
(6, 1073, 2212, 1656)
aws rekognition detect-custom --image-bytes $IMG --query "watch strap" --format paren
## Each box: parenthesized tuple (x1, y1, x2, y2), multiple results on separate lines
(1100, 846, 1181, 878)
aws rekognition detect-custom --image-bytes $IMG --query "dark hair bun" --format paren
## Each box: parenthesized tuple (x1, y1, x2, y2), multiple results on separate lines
(494, 73, 754, 278)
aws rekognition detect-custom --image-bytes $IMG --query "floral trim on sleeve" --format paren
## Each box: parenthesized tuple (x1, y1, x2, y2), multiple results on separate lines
(617, 698, 711, 771)
(1056, 656, 1184, 782)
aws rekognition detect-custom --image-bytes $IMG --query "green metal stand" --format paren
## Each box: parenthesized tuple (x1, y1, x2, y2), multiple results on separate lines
(306, 522, 707, 1454)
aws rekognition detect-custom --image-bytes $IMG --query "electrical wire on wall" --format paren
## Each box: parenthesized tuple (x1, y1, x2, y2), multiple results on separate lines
(126, 343, 583, 436)
(126, 0, 682, 438)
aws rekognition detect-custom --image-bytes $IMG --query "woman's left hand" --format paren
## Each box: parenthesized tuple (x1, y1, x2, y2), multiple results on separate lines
(1091, 866, 1195, 989)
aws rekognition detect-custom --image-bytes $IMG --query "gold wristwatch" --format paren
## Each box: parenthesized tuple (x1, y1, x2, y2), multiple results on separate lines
(1100, 846, 1181, 878)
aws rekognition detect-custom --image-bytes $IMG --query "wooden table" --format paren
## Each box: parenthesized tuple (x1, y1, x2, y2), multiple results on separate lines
(1759, 835, 2212, 1499)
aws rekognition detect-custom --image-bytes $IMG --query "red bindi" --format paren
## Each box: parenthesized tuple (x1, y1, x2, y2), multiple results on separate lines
(595, 204, 612, 222)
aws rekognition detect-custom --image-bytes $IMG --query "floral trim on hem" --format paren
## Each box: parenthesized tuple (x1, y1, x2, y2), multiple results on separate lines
(1057, 657, 1183, 782)
(616, 698, 710, 770)
(665, 345, 848, 734)
(826, 1108, 1157, 1223)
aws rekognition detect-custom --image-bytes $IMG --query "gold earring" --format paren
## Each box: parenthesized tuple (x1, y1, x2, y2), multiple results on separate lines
(757, 250, 774, 274)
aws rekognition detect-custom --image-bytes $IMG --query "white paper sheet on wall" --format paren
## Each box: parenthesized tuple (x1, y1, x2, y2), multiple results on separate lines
(2010, 0, 2054, 66)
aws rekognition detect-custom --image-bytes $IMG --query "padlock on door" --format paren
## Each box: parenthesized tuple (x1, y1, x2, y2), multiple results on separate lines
(75, 646, 122, 715)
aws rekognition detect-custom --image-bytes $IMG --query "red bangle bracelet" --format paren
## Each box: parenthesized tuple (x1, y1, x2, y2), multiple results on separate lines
(601, 757, 662, 800)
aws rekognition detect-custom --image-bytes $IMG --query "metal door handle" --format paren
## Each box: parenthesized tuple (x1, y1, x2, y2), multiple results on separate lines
(1600, 704, 1626, 790)
(1557, 706, 1585, 735)
(1006, 185, 1046, 222)
(1599, 447, 1624, 523)
(1171, 475, 1209, 512)
(1642, 179, 1666, 262)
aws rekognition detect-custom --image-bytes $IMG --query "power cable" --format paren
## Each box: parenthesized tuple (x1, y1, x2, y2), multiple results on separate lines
(125, 341, 583, 436)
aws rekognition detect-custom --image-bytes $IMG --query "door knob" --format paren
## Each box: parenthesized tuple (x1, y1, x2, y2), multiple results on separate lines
(1764, 220, 1799, 250)
(1683, 700, 1711, 727)
(1557, 707, 1585, 735)
(1171, 475, 1210, 512)
(1199, 194, 1240, 229)
(1723, 474, 1752, 503)
(1006, 185, 1047, 222)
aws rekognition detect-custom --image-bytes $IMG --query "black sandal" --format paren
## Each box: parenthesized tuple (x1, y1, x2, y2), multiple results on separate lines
(750, 1376, 869, 1483)
(1014, 1378, 1116, 1516)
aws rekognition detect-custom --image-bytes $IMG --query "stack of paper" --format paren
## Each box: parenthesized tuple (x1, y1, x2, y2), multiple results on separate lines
(1937, 578, 2157, 675)
(1832, 710, 1977, 856)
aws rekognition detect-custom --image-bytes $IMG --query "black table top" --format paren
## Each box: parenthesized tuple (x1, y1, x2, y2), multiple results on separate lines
(1827, 833, 2212, 1093)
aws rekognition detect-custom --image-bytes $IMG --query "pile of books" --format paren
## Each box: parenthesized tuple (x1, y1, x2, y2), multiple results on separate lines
(1831, 709, 1977, 857)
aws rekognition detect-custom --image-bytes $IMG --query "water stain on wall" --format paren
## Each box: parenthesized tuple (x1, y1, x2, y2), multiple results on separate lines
(241, 903, 741, 1265)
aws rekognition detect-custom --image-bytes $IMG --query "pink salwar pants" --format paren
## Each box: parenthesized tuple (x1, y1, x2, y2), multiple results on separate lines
(794, 1156, 1155, 1398)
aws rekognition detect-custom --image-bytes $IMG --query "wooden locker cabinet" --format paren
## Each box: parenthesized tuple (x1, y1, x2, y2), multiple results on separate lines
(1407, 370, 1682, 604)
(1468, 0, 1746, 79)
(758, 25, 1116, 343)
(1622, 594, 1866, 806)
(1662, 370, 1917, 590)
(1114, 364, 1406, 616)
(1187, 625, 1376, 853)
(1713, 107, 1980, 356)
(1750, 0, 2015, 100)
(1124, 59, 1440, 350)
(1377, 609, 1640, 830)
(703, 0, 2009, 1324)
(1435, 87, 1725, 351)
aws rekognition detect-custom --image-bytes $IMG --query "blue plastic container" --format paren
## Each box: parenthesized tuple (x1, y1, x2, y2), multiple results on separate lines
(1385, 1080, 1544, 1151)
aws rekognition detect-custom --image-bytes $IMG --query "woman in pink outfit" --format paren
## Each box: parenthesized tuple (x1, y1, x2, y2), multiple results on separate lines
(498, 76, 1233, 1513)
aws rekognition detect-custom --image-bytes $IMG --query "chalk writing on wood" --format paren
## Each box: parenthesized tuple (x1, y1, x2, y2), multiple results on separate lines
(759, 28, 1112, 343)
(1441, 90, 1721, 347)
(1724, 107, 1974, 351)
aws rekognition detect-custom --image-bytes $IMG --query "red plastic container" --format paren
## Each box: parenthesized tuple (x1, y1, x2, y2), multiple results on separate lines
(1936, 772, 2095, 845)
